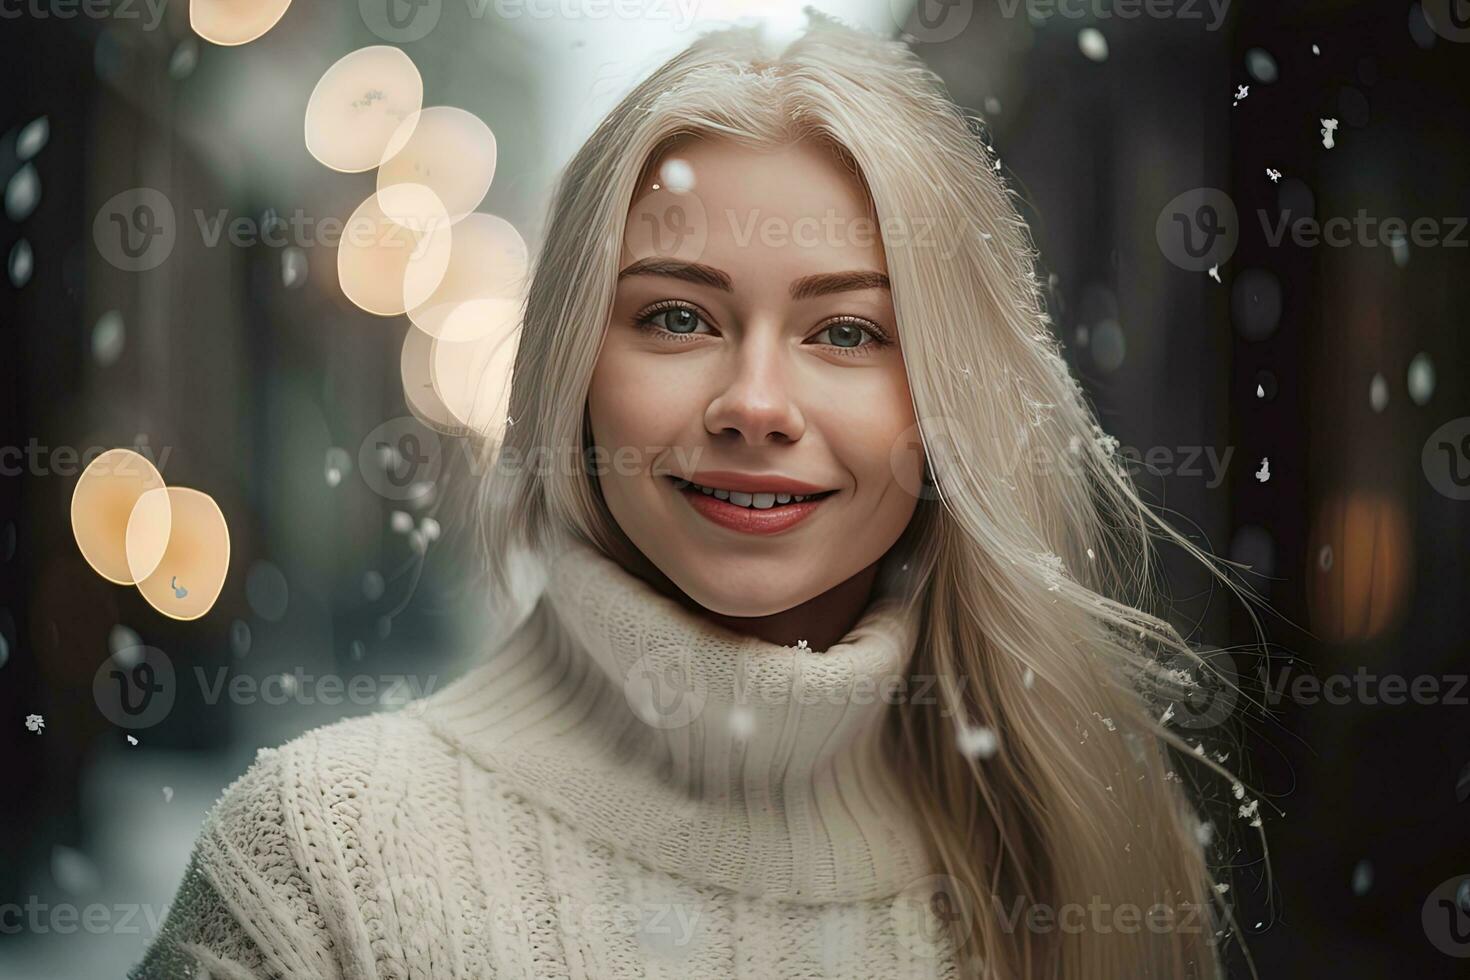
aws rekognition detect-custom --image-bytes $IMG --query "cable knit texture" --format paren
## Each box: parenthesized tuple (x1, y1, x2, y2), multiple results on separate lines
(131, 536, 959, 978)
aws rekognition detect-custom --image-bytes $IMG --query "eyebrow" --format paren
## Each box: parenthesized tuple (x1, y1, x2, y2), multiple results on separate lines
(616, 258, 890, 300)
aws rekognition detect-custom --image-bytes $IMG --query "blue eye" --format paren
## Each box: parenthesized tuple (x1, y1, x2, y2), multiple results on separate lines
(634, 303, 711, 340)
(810, 318, 892, 356)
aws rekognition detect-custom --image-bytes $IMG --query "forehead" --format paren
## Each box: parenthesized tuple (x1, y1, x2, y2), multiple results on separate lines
(626, 137, 887, 278)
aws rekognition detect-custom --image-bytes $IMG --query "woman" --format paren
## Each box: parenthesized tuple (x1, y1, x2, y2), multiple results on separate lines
(134, 12, 1259, 979)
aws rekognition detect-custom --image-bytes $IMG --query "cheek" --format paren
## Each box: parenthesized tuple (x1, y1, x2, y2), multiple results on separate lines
(587, 349, 689, 471)
(818, 368, 919, 497)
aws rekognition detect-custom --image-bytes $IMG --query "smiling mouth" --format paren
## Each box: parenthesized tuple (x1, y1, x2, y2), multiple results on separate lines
(666, 476, 838, 509)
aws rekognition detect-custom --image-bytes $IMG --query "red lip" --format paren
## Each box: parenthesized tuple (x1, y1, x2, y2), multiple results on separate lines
(669, 478, 834, 535)
(676, 470, 834, 495)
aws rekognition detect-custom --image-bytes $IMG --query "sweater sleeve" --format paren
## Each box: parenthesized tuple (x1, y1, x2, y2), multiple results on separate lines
(128, 747, 342, 980)
(127, 847, 271, 980)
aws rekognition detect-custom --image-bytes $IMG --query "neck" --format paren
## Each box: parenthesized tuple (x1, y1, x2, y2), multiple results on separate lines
(421, 533, 937, 901)
(619, 542, 883, 651)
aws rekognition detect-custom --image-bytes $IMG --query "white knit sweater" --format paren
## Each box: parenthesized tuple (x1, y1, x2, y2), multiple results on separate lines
(131, 536, 960, 979)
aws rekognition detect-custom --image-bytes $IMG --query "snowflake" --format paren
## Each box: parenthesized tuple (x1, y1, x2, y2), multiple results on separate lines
(1037, 551, 1066, 591)
(1266, 168, 1281, 182)
(956, 723, 999, 760)
(1320, 118, 1338, 149)
(1161, 666, 1195, 685)
(1232, 84, 1249, 106)
(25, 714, 44, 733)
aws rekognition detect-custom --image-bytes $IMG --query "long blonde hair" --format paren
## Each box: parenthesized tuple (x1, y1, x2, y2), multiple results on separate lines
(474, 12, 1265, 978)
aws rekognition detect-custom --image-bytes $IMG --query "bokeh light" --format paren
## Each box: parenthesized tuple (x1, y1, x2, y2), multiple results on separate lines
(190, 0, 293, 47)
(132, 488, 231, 621)
(71, 449, 167, 586)
(337, 188, 452, 317)
(123, 486, 173, 584)
(431, 323, 521, 442)
(378, 107, 497, 225)
(1307, 492, 1412, 643)
(406, 213, 527, 342)
(305, 46, 424, 174)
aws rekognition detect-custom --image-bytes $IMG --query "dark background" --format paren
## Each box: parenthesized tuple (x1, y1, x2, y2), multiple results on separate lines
(2, 1, 1467, 976)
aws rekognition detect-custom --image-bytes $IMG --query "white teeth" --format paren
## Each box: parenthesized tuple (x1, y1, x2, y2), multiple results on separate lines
(677, 478, 827, 508)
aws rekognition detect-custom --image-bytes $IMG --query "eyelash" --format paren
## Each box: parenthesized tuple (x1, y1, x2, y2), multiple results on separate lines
(631, 301, 894, 358)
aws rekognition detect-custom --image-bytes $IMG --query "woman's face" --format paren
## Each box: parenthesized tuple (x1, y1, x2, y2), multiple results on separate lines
(587, 137, 923, 617)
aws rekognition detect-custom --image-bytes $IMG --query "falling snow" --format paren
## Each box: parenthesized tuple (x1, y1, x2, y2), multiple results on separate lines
(1320, 118, 1338, 149)
(1037, 551, 1066, 591)
(957, 723, 999, 760)
(25, 713, 44, 733)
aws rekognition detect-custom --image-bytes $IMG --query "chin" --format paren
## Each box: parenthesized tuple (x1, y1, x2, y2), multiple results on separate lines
(663, 557, 814, 618)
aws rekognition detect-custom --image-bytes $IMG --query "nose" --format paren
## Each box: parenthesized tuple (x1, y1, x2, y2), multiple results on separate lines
(703, 324, 806, 447)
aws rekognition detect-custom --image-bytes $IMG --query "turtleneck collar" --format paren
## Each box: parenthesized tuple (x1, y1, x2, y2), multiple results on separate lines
(421, 534, 937, 903)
